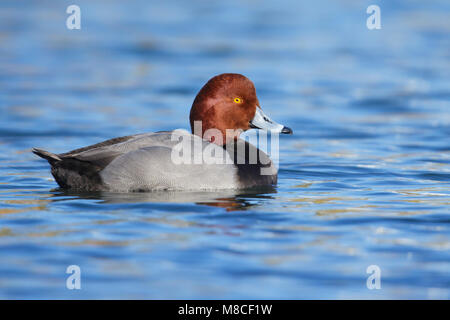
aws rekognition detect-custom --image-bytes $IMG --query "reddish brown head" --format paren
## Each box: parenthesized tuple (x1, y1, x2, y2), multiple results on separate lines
(189, 73, 292, 145)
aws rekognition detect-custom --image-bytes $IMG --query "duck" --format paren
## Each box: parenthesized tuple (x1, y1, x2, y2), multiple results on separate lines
(32, 73, 292, 192)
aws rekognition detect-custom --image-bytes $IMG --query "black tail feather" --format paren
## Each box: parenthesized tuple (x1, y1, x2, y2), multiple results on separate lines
(32, 148, 61, 165)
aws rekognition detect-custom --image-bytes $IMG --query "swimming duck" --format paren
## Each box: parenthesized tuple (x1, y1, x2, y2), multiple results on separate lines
(33, 73, 292, 191)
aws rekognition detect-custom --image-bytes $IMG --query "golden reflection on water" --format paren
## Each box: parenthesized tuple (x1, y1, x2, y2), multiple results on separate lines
(0, 228, 13, 237)
(293, 182, 313, 188)
(290, 196, 367, 204)
(315, 208, 363, 216)
(0, 206, 46, 215)
(0, 193, 51, 214)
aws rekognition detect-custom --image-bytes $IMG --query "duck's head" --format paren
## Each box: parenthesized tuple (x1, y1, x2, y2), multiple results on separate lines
(190, 73, 292, 146)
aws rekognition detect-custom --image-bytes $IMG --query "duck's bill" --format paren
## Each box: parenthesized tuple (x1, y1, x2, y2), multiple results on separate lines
(249, 107, 293, 134)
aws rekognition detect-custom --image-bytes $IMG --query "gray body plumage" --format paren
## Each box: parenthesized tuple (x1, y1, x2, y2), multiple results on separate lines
(33, 129, 277, 192)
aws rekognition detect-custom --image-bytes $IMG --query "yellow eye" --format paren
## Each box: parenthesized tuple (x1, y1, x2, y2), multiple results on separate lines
(233, 97, 243, 104)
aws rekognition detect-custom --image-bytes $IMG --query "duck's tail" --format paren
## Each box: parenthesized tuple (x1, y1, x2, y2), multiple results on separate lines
(32, 148, 61, 165)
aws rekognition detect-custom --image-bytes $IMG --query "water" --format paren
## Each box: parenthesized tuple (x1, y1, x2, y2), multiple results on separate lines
(0, 0, 449, 299)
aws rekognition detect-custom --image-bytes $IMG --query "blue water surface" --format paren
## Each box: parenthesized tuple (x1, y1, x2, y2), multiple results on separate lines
(0, 0, 449, 299)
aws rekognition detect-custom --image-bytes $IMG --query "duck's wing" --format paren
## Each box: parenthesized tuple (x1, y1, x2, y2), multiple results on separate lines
(59, 134, 137, 157)
(33, 131, 180, 190)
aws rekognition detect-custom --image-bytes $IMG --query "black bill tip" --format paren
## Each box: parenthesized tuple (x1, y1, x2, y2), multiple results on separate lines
(281, 126, 293, 134)
(249, 122, 260, 129)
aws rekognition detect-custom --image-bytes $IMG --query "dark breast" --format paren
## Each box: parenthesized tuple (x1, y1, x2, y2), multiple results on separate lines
(224, 139, 277, 188)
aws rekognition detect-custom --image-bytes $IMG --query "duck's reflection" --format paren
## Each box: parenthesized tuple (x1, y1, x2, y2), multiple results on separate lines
(49, 186, 277, 211)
